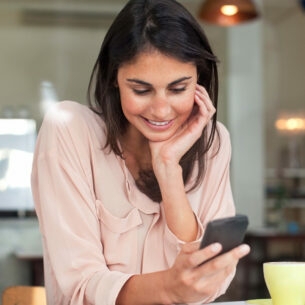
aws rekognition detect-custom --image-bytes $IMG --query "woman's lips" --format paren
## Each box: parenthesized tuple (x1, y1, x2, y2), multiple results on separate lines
(147, 119, 171, 126)
(142, 117, 174, 130)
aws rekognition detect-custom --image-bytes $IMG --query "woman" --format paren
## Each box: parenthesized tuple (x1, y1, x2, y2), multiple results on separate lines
(31, 0, 250, 304)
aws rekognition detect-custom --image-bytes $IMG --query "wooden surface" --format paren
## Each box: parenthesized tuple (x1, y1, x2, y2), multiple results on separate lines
(2, 286, 46, 305)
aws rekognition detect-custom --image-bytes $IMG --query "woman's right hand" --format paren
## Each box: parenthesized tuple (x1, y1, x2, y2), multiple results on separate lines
(163, 242, 250, 304)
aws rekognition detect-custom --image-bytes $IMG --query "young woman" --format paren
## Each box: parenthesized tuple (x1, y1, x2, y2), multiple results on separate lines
(31, 0, 250, 304)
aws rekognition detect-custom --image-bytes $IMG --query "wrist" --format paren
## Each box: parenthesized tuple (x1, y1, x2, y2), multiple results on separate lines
(154, 162, 182, 185)
(160, 269, 176, 305)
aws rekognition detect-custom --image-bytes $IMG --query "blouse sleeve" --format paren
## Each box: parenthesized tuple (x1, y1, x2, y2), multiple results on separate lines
(31, 102, 132, 305)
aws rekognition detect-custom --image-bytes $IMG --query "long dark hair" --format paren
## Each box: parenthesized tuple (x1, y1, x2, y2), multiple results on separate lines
(88, 0, 220, 202)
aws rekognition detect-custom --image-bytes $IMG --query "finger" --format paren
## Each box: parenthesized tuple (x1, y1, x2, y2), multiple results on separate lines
(204, 244, 250, 271)
(189, 244, 250, 295)
(195, 84, 210, 100)
(195, 94, 215, 117)
(188, 243, 222, 267)
(195, 91, 216, 116)
(194, 94, 214, 126)
(192, 244, 250, 282)
(195, 262, 236, 296)
(232, 244, 251, 259)
(195, 84, 210, 102)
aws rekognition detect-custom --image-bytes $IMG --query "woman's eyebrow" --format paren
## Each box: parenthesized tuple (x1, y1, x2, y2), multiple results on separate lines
(126, 79, 151, 86)
(169, 76, 192, 86)
(126, 76, 192, 86)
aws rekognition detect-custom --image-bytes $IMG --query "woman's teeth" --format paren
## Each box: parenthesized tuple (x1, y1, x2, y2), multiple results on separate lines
(147, 119, 170, 126)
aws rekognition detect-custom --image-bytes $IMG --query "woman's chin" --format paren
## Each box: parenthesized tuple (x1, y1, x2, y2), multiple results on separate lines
(145, 133, 174, 143)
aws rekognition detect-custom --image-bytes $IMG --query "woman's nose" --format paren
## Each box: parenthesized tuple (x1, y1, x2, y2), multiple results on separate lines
(150, 95, 171, 119)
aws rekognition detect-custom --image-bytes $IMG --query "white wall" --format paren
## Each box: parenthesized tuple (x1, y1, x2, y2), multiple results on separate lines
(0, 17, 106, 122)
(227, 22, 265, 228)
(264, 8, 305, 169)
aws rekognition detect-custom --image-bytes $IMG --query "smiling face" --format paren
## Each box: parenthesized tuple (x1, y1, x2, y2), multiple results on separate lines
(117, 50, 198, 144)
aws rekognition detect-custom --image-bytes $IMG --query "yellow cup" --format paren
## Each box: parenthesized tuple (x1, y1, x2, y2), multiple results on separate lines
(263, 262, 305, 305)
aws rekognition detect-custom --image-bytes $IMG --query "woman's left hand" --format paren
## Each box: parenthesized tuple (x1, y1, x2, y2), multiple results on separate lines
(149, 84, 216, 170)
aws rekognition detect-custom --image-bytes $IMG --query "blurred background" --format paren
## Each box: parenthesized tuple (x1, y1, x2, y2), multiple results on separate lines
(0, 0, 305, 301)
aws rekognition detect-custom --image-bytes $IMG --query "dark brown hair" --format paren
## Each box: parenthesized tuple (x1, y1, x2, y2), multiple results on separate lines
(88, 0, 220, 202)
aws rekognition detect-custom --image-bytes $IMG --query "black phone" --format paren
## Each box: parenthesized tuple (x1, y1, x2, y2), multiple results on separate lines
(199, 214, 249, 257)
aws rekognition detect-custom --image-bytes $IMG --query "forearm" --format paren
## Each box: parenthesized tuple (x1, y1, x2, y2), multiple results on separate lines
(116, 271, 172, 305)
(156, 163, 198, 242)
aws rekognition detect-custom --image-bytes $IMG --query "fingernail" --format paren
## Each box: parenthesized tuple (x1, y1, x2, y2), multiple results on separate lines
(239, 244, 250, 255)
(211, 243, 221, 252)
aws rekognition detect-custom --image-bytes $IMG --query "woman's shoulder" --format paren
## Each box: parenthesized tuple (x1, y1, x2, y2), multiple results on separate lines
(209, 121, 231, 147)
(216, 121, 230, 143)
(44, 100, 98, 123)
(43, 101, 103, 129)
(40, 100, 107, 148)
(205, 121, 231, 161)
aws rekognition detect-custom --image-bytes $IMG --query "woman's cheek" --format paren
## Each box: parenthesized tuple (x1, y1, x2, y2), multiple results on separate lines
(120, 92, 145, 114)
(176, 93, 195, 115)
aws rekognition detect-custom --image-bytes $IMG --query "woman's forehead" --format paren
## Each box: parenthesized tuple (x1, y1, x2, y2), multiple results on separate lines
(117, 51, 196, 81)
(119, 49, 195, 71)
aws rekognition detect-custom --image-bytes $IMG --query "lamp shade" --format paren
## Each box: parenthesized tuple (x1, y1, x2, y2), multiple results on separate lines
(198, 0, 260, 26)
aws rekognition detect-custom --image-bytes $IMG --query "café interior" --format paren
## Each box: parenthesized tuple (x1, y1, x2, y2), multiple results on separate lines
(0, 0, 305, 302)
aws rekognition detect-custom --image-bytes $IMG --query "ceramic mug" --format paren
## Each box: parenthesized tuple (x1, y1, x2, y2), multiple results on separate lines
(263, 261, 305, 305)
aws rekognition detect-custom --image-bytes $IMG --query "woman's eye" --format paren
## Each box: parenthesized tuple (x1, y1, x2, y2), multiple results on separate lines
(133, 89, 150, 95)
(171, 87, 186, 94)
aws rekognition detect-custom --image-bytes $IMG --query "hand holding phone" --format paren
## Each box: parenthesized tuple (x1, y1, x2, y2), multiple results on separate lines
(200, 214, 249, 260)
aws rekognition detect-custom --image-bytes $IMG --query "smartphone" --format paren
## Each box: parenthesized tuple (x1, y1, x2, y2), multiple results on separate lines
(200, 214, 249, 257)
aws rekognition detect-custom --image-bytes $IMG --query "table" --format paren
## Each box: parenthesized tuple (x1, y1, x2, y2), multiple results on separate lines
(211, 301, 243, 305)
(14, 250, 44, 286)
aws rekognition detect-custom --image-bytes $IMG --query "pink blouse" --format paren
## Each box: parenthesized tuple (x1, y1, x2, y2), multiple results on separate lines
(31, 101, 235, 305)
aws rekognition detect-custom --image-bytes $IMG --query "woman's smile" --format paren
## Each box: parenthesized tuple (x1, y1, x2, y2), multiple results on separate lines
(143, 116, 174, 129)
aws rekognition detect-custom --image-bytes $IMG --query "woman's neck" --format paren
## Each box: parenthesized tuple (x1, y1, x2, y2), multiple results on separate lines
(119, 126, 152, 178)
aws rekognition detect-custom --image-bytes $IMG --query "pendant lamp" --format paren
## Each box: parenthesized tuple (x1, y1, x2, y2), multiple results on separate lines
(198, 0, 260, 26)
